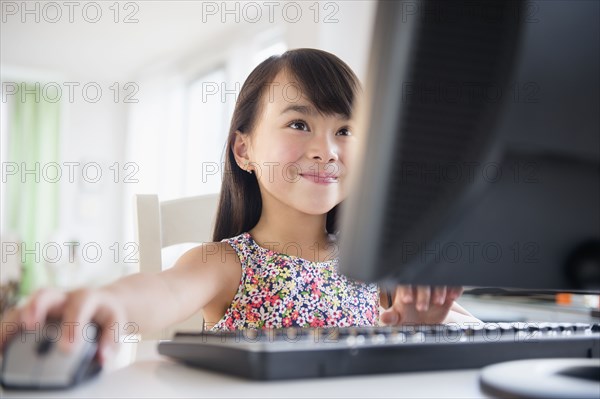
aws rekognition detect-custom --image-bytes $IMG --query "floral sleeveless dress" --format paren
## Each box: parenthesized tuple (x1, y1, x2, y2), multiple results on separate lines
(210, 232, 381, 330)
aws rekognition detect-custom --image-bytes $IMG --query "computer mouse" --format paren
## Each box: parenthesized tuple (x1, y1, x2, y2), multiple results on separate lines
(1, 319, 102, 390)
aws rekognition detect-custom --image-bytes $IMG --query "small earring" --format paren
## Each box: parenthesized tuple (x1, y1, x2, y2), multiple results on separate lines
(244, 160, 253, 174)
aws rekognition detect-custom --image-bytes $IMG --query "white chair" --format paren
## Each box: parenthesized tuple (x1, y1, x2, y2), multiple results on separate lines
(133, 193, 220, 340)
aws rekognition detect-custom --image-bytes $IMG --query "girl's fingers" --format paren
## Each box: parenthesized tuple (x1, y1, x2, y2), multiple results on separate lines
(415, 286, 431, 312)
(393, 286, 463, 306)
(94, 292, 128, 364)
(447, 286, 464, 302)
(432, 286, 447, 305)
(23, 288, 67, 329)
(1, 288, 67, 351)
(382, 286, 411, 325)
(97, 316, 119, 364)
(379, 308, 399, 325)
(59, 289, 100, 352)
(397, 285, 412, 305)
(0, 287, 126, 365)
(382, 285, 465, 325)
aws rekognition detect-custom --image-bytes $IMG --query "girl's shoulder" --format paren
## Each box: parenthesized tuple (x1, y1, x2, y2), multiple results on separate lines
(172, 241, 243, 324)
(177, 240, 242, 270)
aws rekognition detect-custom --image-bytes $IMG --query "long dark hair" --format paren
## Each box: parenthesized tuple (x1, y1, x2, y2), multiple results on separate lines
(212, 48, 360, 242)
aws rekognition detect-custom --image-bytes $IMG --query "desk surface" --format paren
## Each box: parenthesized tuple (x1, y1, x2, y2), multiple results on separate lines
(3, 296, 597, 398)
(2, 341, 489, 398)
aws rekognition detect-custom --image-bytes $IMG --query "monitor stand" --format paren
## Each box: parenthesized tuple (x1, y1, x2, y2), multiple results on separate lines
(479, 358, 600, 398)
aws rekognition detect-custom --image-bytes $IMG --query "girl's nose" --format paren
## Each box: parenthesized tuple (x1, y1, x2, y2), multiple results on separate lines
(308, 134, 339, 163)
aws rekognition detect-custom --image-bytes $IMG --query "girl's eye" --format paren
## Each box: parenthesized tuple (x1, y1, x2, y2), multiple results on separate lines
(288, 120, 309, 131)
(336, 128, 352, 136)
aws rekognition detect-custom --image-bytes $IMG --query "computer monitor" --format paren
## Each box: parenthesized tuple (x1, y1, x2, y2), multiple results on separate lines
(339, 0, 600, 292)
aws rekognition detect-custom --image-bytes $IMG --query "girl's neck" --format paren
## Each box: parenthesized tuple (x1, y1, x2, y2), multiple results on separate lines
(248, 195, 334, 259)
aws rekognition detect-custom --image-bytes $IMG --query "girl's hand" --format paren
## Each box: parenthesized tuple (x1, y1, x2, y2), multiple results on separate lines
(0, 287, 127, 364)
(379, 285, 464, 325)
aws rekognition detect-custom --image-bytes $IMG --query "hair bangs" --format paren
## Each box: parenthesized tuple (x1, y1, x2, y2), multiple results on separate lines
(283, 50, 359, 118)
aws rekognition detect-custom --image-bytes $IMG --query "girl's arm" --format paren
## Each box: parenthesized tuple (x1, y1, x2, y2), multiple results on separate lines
(101, 242, 237, 334)
(0, 242, 237, 363)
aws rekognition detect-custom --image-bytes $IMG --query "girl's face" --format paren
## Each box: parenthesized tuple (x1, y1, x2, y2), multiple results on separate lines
(235, 71, 356, 216)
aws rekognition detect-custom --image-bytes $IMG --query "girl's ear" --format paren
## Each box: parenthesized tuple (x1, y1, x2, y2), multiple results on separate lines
(233, 130, 251, 169)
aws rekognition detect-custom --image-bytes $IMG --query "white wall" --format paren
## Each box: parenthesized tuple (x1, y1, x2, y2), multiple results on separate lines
(57, 87, 128, 284)
(285, 1, 377, 82)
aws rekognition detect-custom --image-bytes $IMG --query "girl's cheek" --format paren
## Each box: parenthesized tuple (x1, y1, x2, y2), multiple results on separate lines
(270, 144, 304, 165)
(254, 151, 302, 183)
(341, 147, 356, 174)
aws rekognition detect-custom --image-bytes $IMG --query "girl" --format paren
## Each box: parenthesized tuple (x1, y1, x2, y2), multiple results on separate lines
(0, 49, 479, 363)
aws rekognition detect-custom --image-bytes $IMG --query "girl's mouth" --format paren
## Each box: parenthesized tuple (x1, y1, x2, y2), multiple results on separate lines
(299, 173, 339, 184)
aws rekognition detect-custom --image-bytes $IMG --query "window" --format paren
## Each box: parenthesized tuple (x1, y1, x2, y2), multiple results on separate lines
(252, 41, 287, 68)
(178, 38, 286, 198)
(184, 68, 228, 196)
(0, 97, 8, 233)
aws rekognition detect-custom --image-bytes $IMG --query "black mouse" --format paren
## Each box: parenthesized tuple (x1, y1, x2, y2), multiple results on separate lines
(1, 319, 102, 389)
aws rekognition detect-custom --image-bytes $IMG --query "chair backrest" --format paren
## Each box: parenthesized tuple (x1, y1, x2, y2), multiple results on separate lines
(132, 193, 220, 338)
(133, 193, 219, 273)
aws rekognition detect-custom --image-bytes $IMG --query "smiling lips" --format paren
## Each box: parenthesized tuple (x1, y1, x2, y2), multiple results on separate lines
(299, 173, 339, 184)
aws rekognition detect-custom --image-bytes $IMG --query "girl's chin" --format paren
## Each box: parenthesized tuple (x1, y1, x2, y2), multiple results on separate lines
(295, 201, 341, 216)
(260, 183, 344, 214)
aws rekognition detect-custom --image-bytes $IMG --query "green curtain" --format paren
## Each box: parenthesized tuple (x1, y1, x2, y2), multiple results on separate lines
(5, 83, 61, 296)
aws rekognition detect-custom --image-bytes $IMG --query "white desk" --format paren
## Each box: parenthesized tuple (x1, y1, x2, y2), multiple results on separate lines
(3, 295, 598, 399)
(2, 341, 489, 398)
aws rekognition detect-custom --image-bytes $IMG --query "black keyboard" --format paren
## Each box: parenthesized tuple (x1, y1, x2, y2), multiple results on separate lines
(157, 323, 600, 380)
